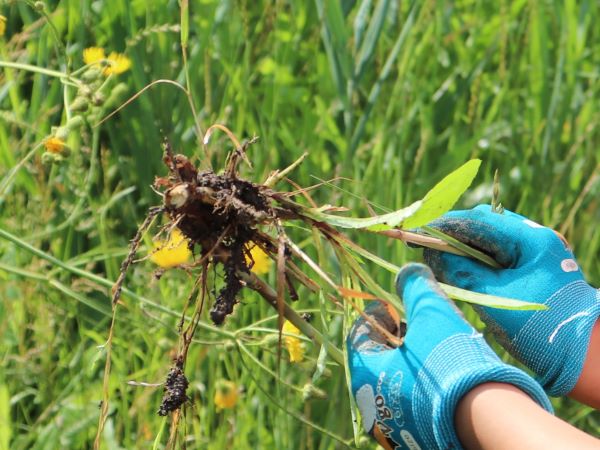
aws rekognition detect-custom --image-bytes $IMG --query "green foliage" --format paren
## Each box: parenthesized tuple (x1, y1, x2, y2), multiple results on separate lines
(402, 159, 481, 229)
(306, 200, 422, 230)
(307, 159, 481, 232)
(1, 0, 599, 448)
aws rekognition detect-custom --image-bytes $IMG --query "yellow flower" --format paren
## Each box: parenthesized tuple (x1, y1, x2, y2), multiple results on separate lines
(44, 136, 65, 154)
(104, 51, 131, 75)
(214, 380, 239, 411)
(83, 47, 131, 75)
(150, 228, 192, 268)
(282, 320, 305, 363)
(0, 15, 7, 37)
(245, 244, 272, 275)
(83, 47, 105, 65)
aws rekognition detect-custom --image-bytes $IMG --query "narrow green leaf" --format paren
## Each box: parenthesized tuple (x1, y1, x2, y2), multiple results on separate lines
(306, 200, 422, 230)
(349, 2, 419, 154)
(421, 225, 502, 269)
(344, 240, 546, 311)
(323, 0, 350, 54)
(315, 0, 348, 105)
(354, 0, 389, 82)
(401, 159, 482, 229)
(0, 384, 10, 450)
(353, 0, 373, 50)
(179, 0, 189, 48)
(312, 291, 330, 384)
(441, 283, 548, 310)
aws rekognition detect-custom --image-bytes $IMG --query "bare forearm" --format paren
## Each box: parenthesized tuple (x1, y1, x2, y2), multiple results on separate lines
(571, 320, 600, 408)
(455, 383, 600, 450)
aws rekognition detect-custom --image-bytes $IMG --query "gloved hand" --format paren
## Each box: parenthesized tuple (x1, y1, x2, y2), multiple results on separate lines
(423, 204, 600, 396)
(347, 263, 551, 450)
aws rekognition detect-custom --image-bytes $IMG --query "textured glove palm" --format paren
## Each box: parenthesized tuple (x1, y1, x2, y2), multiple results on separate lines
(424, 205, 600, 396)
(347, 263, 551, 449)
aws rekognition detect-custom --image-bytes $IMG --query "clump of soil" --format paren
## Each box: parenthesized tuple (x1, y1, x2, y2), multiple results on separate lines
(157, 359, 189, 416)
(156, 144, 289, 325)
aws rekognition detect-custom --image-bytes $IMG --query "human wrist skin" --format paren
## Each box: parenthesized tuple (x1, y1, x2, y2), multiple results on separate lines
(456, 382, 600, 450)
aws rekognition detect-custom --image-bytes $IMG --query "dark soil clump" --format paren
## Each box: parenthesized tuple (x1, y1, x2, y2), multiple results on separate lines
(155, 146, 282, 325)
(157, 360, 189, 416)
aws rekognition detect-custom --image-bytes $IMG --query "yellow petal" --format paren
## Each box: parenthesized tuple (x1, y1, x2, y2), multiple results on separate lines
(83, 47, 106, 65)
(44, 136, 65, 154)
(150, 229, 191, 268)
(104, 52, 131, 75)
(0, 15, 7, 37)
(245, 244, 272, 275)
(214, 380, 239, 410)
(282, 321, 305, 363)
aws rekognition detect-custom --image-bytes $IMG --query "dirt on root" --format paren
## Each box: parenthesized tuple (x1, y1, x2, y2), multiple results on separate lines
(156, 149, 283, 325)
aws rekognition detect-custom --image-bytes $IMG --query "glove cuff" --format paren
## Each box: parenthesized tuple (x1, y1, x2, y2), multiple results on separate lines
(412, 332, 553, 449)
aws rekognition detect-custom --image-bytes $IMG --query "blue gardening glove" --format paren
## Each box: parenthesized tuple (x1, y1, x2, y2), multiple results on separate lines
(423, 204, 600, 396)
(347, 263, 551, 450)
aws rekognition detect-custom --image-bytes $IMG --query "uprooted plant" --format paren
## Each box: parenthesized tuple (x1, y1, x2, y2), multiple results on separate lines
(94, 125, 546, 448)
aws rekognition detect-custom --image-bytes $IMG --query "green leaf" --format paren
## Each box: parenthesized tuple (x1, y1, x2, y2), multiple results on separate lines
(342, 240, 546, 311)
(306, 200, 422, 231)
(401, 159, 482, 229)
(0, 384, 11, 450)
(179, 0, 189, 48)
(353, 0, 373, 50)
(441, 283, 548, 310)
(354, 0, 389, 82)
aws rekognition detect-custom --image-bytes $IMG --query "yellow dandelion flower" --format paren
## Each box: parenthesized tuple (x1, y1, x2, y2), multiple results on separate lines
(83, 47, 131, 75)
(150, 228, 192, 268)
(245, 244, 272, 275)
(0, 15, 7, 37)
(282, 320, 305, 363)
(214, 380, 239, 411)
(83, 46, 106, 65)
(104, 51, 131, 75)
(44, 136, 65, 154)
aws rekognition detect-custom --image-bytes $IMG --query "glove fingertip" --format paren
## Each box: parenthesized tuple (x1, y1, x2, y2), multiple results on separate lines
(347, 301, 399, 355)
(396, 263, 447, 311)
(396, 263, 437, 295)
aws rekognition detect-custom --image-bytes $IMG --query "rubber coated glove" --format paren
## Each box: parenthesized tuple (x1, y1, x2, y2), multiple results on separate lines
(347, 263, 552, 450)
(424, 204, 600, 396)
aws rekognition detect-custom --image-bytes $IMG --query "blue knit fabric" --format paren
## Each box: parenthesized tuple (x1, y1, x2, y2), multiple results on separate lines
(347, 264, 552, 450)
(424, 205, 600, 396)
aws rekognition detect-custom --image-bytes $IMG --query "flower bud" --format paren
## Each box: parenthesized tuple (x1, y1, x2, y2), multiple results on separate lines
(92, 92, 106, 106)
(66, 115, 85, 130)
(69, 97, 88, 113)
(54, 126, 69, 141)
(81, 68, 102, 83)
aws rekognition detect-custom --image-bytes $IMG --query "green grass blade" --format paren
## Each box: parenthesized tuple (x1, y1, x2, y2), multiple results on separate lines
(420, 225, 502, 269)
(353, 0, 373, 51)
(0, 383, 10, 450)
(349, 1, 419, 154)
(315, 0, 349, 108)
(306, 199, 422, 230)
(441, 283, 547, 311)
(353, 0, 389, 82)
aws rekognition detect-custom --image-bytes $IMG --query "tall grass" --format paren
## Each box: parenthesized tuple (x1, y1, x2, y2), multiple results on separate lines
(1, 0, 599, 448)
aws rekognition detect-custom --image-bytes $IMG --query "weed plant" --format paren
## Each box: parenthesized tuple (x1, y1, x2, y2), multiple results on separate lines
(1, 1, 599, 448)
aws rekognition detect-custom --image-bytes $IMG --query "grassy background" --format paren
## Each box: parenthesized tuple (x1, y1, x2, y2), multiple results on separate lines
(1, 0, 599, 448)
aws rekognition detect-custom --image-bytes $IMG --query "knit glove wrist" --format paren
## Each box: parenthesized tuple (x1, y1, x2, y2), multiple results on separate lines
(347, 263, 552, 450)
(424, 204, 600, 396)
